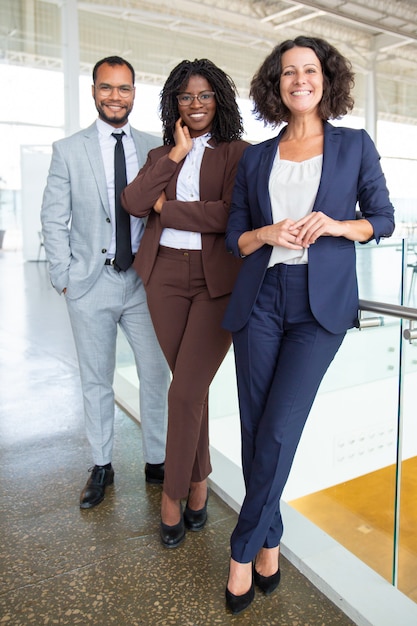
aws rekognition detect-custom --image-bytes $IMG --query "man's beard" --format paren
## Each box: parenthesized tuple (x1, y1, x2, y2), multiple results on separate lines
(95, 102, 132, 126)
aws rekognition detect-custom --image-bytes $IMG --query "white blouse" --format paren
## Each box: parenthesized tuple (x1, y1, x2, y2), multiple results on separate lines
(268, 150, 323, 267)
(159, 133, 214, 250)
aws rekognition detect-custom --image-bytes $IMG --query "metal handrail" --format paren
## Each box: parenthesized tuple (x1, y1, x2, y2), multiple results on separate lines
(359, 298, 417, 322)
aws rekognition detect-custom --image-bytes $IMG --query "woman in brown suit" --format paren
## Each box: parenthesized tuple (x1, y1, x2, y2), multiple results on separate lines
(122, 59, 248, 547)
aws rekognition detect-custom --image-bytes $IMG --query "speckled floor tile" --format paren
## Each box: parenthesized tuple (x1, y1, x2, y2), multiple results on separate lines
(0, 252, 356, 626)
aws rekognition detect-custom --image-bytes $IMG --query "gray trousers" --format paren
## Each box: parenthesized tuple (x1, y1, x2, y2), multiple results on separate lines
(66, 265, 169, 466)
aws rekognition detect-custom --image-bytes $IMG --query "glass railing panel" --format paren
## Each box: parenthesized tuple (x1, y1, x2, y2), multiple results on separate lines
(285, 315, 402, 584)
(356, 236, 405, 305)
(396, 239, 417, 600)
(397, 450, 417, 601)
(404, 239, 417, 309)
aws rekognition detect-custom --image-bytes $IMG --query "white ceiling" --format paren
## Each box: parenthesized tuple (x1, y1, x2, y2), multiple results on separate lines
(2, 0, 417, 123)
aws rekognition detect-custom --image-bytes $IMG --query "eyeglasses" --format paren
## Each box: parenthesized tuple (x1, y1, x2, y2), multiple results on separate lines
(95, 84, 135, 98)
(176, 91, 215, 106)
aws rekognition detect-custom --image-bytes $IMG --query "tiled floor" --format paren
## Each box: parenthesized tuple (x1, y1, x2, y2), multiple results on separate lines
(0, 248, 356, 625)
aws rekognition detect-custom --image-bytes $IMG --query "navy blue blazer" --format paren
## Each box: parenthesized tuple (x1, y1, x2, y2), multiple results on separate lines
(223, 122, 395, 335)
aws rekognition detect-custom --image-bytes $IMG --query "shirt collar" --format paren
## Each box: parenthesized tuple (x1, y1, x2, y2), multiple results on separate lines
(192, 133, 214, 150)
(96, 118, 131, 138)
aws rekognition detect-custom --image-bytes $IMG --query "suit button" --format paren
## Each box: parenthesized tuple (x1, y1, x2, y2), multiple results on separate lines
(106, 217, 110, 223)
(101, 249, 107, 254)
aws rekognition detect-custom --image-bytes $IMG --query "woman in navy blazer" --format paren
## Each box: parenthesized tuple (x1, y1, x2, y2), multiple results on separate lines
(223, 37, 395, 614)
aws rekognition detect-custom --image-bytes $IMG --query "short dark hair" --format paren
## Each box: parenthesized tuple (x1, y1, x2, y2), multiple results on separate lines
(159, 58, 244, 145)
(250, 36, 355, 126)
(92, 56, 135, 85)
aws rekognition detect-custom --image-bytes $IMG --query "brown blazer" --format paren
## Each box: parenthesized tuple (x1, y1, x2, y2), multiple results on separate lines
(122, 138, 249, 298)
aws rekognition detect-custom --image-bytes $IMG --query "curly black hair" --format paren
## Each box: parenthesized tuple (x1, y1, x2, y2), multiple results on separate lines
(250, 36, 355, 126)
(159, 58, 244, 145)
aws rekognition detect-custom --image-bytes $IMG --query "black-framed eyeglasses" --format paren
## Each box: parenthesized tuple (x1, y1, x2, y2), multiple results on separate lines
(95, 84, 135, 98)
(176, 91, 215, 106)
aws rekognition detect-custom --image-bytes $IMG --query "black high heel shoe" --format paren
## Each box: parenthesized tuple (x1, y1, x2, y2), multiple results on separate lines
(160, 504, 185, 548)
(184, 492, 209, 531)
(254, 566, 281, 596)
(225, 567, 255, 615)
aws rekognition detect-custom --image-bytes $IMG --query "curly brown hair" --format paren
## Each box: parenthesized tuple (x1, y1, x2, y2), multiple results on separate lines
(250, 36, 355, 126)
(159, 58, 244, 145)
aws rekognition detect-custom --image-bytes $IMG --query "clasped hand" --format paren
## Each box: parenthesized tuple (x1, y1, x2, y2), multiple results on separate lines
(290, 211, 342, 246)
(264, 211, 340, 248)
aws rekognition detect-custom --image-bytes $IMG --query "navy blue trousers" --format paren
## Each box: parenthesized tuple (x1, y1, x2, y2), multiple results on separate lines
(230, 264, 345, 564)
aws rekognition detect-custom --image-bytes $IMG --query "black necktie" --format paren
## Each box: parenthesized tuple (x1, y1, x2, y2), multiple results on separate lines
(112, 131, 131, 271)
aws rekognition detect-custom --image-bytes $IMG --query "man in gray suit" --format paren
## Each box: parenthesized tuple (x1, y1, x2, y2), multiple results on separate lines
(41, 56, 170, 509)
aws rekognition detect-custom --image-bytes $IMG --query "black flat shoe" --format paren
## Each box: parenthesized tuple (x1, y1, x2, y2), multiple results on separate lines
(183, 493, 208, 531)
(145, 462, 164, 484)
(225, 579, 255, 615)
(160, 508, 186, 548)
(80, 464, 114, 509)
(254, 567, 281, 596)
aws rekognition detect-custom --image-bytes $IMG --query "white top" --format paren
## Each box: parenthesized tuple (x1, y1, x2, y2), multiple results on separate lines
(268, 151, 323, 267)
(96, 118, 141, 256)
(159, 133, 214, 250)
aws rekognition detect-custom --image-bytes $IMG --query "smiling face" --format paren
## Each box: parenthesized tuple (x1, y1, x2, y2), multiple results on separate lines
(92, 62, 135, 128)
(279, 46, 324, 118)
(177, 75, 216, 138)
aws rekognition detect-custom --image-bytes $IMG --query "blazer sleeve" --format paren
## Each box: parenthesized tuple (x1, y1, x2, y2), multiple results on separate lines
(223, 144, 273, 332)
(40, 140, 72, 295)
(122, 141, 249, 234)
(225, 150, 253, 257)
(122, 147, 178, 218)
(356, 130, 395, 243)
(161, 140, 249, 234)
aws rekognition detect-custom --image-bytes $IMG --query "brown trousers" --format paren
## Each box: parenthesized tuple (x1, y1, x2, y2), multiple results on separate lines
(145, 246, 232, 500)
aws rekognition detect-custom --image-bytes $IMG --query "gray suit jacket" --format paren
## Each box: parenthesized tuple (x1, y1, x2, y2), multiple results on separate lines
(41, 122, 161, 299)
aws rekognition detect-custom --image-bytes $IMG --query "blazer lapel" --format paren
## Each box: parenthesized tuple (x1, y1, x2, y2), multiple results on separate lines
(257, 133, 282, 223)
(313, 122, 342, 211)
(131, 132, 149, 172)
(257, 128, 291, 223)
(83, 124, 111, 215)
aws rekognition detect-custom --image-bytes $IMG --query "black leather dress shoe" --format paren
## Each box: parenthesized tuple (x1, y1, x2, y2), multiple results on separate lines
(160, 510, 186, 548)
(254, 567, 281, 596)
(80, 465, 114, 509)
(145, 462, 164, 484)
(225, 578, 255, 615)
(183, 493, 208, 531)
